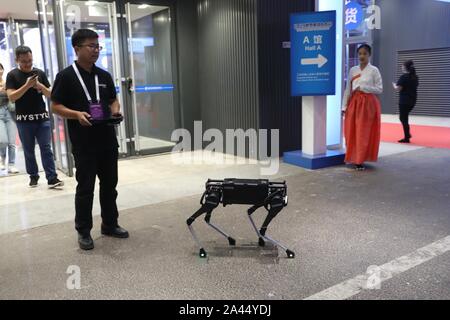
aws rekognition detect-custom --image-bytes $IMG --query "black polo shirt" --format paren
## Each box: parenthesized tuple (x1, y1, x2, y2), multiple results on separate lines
(51, 62, 119, 153)
(397, 73, 419, 106)
(5, 68, 51, 122)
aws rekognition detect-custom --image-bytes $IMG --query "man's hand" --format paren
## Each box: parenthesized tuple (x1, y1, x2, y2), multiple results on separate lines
(25, 75, 38, 89)
(109, 112, 124, 125)
(77, 111, 92, 127)
(34, 80, 45, 93)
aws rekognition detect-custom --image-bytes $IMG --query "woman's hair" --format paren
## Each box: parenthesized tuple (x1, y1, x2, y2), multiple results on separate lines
(404, 60, 418, 79)
(0, 63, 3, 70)
(357, 44, 372, 56)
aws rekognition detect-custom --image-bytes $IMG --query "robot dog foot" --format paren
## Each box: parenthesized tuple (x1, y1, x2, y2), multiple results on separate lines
(286, 249, 295, 259)
(199, 248, 208, 258)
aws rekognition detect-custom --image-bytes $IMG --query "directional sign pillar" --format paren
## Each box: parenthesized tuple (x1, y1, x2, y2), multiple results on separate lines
(284, 10, 345, 170)
(302, 96, 327, 156)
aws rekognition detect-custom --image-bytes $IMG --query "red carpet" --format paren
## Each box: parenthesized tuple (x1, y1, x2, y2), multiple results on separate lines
(381, 123, 450, 150)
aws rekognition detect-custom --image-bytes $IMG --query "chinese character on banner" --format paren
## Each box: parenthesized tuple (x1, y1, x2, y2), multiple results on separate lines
(345, 0, 364, 31)
(345, 8, 358, 25)
(314, 35, 323, 45)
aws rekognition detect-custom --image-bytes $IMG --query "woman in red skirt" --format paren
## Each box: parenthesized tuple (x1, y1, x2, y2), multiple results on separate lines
(342, 44, 383, 171)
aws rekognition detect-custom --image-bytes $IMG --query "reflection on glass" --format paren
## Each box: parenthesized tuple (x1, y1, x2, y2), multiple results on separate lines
(62, 1, 114, 76)
(0, 21, 13, 72)
(38, 0, 69, 171)
(60, 0, 128, 155)
(128, 4, 176, 151)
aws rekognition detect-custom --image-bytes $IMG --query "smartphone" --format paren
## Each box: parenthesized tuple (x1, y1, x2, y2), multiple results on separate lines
(30, 71, 39, 79)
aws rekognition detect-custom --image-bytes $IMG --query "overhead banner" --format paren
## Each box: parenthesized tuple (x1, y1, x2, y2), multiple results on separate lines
(291, 11, 336, 96)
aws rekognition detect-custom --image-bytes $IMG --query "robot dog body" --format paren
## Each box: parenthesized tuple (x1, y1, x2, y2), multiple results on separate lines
(187, 179, 295, 259)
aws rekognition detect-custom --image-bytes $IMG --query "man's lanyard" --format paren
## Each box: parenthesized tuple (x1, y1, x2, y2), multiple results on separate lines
(72, 62, 99, 103)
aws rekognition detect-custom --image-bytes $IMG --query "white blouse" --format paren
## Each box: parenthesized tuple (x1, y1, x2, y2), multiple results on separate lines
(342, 63, 383, 111)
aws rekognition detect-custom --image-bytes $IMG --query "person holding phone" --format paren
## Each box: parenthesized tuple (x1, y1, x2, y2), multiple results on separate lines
(6, 46, 63, 188)
(342, 44, 383, 171)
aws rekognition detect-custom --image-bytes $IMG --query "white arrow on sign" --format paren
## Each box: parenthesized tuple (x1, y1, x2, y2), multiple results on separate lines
(301, 54, 328, 68)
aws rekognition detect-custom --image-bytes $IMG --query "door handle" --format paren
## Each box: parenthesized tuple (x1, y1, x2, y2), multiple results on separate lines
(122, 77, 133, 93)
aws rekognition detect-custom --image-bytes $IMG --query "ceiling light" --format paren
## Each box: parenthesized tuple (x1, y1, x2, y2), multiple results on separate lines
(138, 4, 150, 9)
(85, 1, 98, 6)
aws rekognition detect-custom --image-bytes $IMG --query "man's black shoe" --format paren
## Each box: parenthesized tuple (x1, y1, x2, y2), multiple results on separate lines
(29, 176, 39, 188)
(48, 178, 64, 189)
(101, 224, 129, 239)
(78, 233, 94, 250)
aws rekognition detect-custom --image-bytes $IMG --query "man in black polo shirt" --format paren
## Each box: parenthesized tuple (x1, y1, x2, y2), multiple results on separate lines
(51, 29, 128, 251)
(6, 46, 63, 188)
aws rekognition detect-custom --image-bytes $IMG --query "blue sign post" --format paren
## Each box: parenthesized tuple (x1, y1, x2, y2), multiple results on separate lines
(285, 10, 345, 170)
(291, 11, 336, 96)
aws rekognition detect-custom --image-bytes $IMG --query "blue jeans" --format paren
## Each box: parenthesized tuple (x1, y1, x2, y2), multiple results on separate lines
(16, 120, 57, 181)
(0, 106, 16, 165)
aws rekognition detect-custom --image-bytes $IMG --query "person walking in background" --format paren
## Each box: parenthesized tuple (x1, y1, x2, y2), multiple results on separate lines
(6, 46, 63, 188)
(393, 60, 419, 143)
(342, 44, 383, 171)
(0, 63, 19, 174)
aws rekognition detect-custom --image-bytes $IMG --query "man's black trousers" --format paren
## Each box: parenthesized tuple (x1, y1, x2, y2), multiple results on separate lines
(73, 148, 119, 234)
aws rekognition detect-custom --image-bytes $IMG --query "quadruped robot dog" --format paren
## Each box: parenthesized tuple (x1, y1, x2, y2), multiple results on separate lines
(187, 179, 295, 259)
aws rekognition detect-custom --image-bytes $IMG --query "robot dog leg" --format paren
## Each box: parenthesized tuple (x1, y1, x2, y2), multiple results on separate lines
(187, 183, 236, 258)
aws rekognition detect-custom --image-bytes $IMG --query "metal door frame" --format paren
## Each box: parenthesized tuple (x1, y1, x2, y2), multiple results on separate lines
(44, 0, 181, 173)
(116, 0, 181, 157)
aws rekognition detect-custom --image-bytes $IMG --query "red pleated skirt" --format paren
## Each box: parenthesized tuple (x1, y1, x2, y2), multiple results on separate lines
(344, 91, 381, 164)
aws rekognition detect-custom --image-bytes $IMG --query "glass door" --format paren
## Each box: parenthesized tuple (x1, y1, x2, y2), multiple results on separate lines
(50, 0, 179, 160)
(124, 2, 177, 155)
(0, 19, 18, 73)
(55, 0, 128, 155)
(37, 0, 74, 176)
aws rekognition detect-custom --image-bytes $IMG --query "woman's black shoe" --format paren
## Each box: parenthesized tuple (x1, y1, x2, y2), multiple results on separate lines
(355, 164, 366, 171)
(398, 138, 410, 143)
